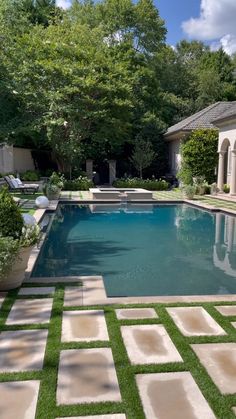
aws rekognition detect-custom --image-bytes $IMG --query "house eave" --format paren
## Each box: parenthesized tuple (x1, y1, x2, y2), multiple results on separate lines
(214, 115, 236, 127)
(164, 129, 191, 142)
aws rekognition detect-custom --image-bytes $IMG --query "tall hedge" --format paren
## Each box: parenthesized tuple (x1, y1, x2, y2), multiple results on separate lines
(180, 129, 218, 184)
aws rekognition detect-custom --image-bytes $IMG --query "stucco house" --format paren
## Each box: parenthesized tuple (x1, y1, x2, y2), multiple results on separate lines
(213, 104, 236, 195)
(165, 101, 236, 195)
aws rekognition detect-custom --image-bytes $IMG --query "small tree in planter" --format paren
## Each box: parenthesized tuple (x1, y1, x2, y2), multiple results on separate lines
(0, 189, 40, 290)
(130, 138, 156, 179)
(46, 172, 64, 200)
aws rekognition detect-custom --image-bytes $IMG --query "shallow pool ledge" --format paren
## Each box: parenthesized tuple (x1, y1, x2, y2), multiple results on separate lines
(25, 274, 236, 306)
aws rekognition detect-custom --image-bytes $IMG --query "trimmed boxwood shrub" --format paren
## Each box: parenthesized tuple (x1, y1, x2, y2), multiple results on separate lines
(21, 170, 40, 181)
(0, 188, 23, 239)
(113, 178, 169, 191)
(63, 176, 93, 191)
(223, 184, 230, 193)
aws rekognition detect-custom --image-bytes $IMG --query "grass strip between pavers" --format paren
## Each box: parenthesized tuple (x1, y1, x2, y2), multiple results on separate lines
(1, 288, 236, 418)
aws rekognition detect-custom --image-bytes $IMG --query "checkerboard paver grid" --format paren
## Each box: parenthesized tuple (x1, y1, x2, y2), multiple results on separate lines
(0, 288, 236, 419)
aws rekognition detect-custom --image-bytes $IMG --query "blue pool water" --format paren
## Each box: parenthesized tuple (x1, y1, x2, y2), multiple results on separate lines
(32, 204, 236, 296)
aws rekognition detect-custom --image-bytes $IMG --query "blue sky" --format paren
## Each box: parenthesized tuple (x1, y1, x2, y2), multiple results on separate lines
(57, 0, 236, 54)
(155, 0, 200, 46)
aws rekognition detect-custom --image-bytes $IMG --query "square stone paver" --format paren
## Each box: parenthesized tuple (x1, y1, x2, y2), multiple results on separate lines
(0, 380, 40, 419)
(121, 325, 183, 365)
(18, 287, 55, 296)
(55, 416, 126, 419)
(116, 308, 158, 320)
(6, 298, 53, 325)
(192, 343, 236, 394)
(136, 372, 216, 419)
(0, 293, 6, 309)
(0, 329, 48, 372)
(232, 322, 236, 329)
(215, 306, 236, 316)
(61, 310, 109, 342)
(64, 287, 83, 307)
(167, 307, 226, 336)
(56, 348, 121, 405)
(233, 407, 236, 415)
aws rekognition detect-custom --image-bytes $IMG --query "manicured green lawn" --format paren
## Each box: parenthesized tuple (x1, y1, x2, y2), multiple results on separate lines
(1, 286, 236, 418)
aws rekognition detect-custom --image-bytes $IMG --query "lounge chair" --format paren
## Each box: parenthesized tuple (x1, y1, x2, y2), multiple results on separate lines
(4, 175, 39, 194)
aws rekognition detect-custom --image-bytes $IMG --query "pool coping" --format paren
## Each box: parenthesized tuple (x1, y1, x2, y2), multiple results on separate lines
(26, 198, 236, 305)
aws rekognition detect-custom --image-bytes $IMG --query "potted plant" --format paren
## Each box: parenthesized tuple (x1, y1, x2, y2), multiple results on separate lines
(46, 172, 64, 200)
(210, 183, 218, 196)
(183, 185, 196, 200)
(0, 188, 40, 290)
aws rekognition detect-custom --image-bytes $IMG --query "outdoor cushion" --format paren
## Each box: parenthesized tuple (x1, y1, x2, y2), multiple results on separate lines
(11, 179, 20, 188)
(15, 178, 23, 186)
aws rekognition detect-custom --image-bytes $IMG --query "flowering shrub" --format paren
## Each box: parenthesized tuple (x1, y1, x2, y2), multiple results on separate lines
(48, 172, 64, 189)
(63, 176, 93, 191)
(0, 237, 19, 278)
(20, 224, 41, 248)
(113, 178, 169, 191)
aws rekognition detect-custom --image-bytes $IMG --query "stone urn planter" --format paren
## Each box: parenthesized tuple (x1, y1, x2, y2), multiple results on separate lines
(0, 246, 33, 291)
(183, 185, 196, 200)
(46, 186, 61, 200)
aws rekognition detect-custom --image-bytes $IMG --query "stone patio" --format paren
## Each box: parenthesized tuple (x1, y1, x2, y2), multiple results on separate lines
(56, 348, 121, 405)
(215, 305, 236, 316)
(61, 310, 109, 342)
(167, 307, 226, 336)
(63, 286, 83, 306)
(0, 380, 40, 419)
(121, 325, 183, 365)
(136, 372, 216, 419)
(55, 416, 126, 419)
(0, 329, 48, 372)
(115, 308, 158, 320)
(192, 343, 236, 394)
(18, 287, 55, 296)
(1, 278, 236, 418)
(6, 298, 53, 325)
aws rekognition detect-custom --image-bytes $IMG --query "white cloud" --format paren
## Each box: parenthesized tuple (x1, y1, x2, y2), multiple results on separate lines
(56, 0, 71, 9)
(182, 0, 236, 54)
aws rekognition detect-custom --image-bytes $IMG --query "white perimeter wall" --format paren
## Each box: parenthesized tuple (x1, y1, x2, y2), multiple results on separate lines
(0, 145, 35, 174)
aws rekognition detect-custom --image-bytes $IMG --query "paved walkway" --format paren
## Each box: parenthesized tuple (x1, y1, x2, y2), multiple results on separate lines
(1, 285, 236, 418)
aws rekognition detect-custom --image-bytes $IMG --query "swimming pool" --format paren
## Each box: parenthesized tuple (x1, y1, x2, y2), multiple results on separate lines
(32, 204, 236, 297)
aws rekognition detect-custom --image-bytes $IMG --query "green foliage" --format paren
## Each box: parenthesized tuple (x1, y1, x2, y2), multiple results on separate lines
(223, 184, 230, 193)
(183, 184, 196, 199)
(0, 1, 236, 173)
(113, 177, 169, 190)
(0, 237, 19, 278)
(21, 170, 40, 181)
(48, 172, 64, 189)
(177, 164, 193, 185)
(130, 138, 156, 178)
(180, 129, 218, 184)
(20, 224, 40, 247)
(0, 188, 24, 239)
(63, 176, 93, 191)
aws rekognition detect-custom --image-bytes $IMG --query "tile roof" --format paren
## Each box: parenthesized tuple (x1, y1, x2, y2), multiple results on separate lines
(213, 103, 236, 124)
(165, 102, 236, 136)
